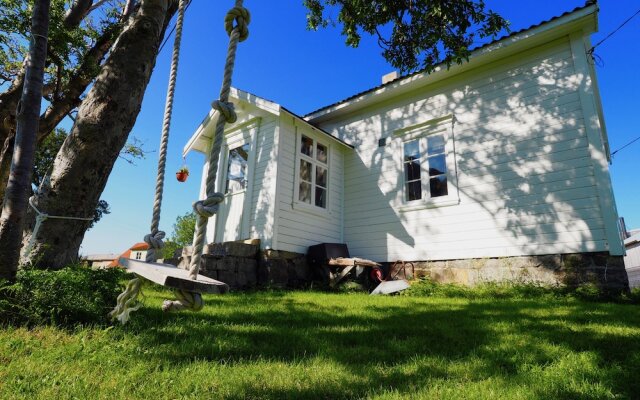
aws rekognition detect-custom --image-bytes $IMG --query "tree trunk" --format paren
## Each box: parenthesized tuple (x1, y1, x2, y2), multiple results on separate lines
(0, 71, 27, 202)
(0, 0, 51, 280)
(22, 0, 177, 268)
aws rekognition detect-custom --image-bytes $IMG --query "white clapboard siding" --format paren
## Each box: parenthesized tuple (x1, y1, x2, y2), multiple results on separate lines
(316, 36, 612, 261)
(273, 117, 344, 253)
(247, 117, 278, 247)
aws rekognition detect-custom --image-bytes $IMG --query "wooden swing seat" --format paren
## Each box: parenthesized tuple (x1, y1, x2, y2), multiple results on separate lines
(119, 258, 229, 294)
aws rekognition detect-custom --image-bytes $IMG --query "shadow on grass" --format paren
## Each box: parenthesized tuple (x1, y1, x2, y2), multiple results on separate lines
(122, 291, 640, 399)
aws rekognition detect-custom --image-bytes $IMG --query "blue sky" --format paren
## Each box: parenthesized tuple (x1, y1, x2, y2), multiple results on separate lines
(81, 0, 640, 255)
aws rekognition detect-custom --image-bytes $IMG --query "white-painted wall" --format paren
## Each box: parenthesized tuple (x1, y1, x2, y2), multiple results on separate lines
(246, 116, 278, 248)
(273, 115, 344, 253)
(202, 112, 279, 248)
(625, 240, 640, 289)
(314, 36, 620, 261)
(625, 243, 640, 268)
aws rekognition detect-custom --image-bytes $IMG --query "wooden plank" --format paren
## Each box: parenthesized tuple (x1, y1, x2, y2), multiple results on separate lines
(119, 258, 229, 294)
(370, 280, 411, 295)
(330, 265, 354, 288)
(328, 257, 381, 267)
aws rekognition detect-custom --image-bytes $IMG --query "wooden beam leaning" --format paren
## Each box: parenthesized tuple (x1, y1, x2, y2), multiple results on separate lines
(119, 258, 229, 294)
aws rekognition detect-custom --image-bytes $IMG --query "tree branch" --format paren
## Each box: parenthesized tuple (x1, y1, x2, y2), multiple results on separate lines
(38, 22, 121, 142)
(63, 0, 94, 28)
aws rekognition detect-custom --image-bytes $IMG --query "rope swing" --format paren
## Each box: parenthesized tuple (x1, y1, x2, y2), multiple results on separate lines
(163, 1, 250, 312)
(110, 0, 250, 323)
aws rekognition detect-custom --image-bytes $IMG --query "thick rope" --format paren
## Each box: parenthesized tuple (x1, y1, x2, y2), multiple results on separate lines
(161, 289, 203, 312)
(110, 0, 188, 323)
(146, 0, 188, 263)
(109, 278, 143, 325)
(186, 1, 249, 285)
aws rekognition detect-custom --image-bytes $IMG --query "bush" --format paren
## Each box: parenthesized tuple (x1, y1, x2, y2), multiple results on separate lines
(0, 265, 127, 327)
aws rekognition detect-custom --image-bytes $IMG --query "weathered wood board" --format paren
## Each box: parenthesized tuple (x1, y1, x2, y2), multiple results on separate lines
(370, 279, 410, 295)
(328, 257, 381, 267)
(119, 258, 229, 294)
(329, 265, 354, 288)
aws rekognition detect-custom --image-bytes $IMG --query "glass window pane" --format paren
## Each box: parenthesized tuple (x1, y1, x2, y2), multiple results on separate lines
(300, 159, 311, 182)
(427, 135, 445, 155)
(405, 160, 421, 181)
(430, 176, 448, 197)
(225, 143, 249, 193)
(404, 140, 420, 162)
(299, 182, 311, 203)
(316, 143, 327, 163)
(406, 181, 422, 201)
(428, 154, 447, 176)
(315, 187, 327, 208)
(301, 135, 313, 156)
(316, 166, 327, 188)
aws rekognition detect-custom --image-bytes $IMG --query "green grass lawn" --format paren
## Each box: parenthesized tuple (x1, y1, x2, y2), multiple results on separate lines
(1, 286, 639, 399)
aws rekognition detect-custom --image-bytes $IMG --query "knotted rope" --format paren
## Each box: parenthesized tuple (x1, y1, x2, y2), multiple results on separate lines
(108, 278, 142, 324)
(168, 0, 249, 312)
(111, 0, 188, 324)
(166, 1, 249, 312)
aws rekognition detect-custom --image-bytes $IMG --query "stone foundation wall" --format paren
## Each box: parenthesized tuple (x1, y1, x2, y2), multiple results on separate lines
(407, 252, 629, 293)
(257, 249, 312, 288)
(173, 243, 629, 294)
(175, 241, 312, 290)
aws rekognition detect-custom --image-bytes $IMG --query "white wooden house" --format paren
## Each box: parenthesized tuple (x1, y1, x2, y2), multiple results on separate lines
(624, 231, 640, 289)
(184, 3, 627, 286)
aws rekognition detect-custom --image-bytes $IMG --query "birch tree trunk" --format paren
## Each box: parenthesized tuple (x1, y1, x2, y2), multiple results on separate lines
(0, 0, 51, 280)
(22, 0, 177, 269)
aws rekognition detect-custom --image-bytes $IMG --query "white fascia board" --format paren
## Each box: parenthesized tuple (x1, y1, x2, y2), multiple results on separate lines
(230, 87, 281, 115)
(307, 5, 598, 123)
(183, 87, 282, 157)
(281, 108, 353, 150)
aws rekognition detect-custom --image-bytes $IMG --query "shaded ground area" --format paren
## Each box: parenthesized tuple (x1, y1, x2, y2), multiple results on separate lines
(1, 287, 639, 399)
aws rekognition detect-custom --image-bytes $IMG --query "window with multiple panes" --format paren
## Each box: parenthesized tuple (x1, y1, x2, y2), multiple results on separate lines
(225, 143, 249, 194)
(297, 134, 329, 209)
(403, 133, 450, 202)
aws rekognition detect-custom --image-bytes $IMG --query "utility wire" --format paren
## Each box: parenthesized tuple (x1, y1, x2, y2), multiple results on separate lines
(158, 0, 193, 54)
(588, 6, 640, 56)
(611, 135, 640, 157)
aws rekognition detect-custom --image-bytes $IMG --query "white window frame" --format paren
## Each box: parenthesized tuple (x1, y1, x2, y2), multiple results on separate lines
(395, 115, 460, 212)
(293, 128, 330, 215)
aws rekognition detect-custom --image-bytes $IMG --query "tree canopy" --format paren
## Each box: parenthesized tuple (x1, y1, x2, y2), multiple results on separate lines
(162, 211, 196, 259)
(304, 0, 509, 73)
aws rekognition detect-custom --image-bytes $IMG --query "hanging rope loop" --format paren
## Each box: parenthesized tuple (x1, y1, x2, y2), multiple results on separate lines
(109, 278, 143, 324)
(161, 290, 203, 312)
(212, 100, 237, 123)
(193, 192, 225, 218)
(224, 6, 250, 41)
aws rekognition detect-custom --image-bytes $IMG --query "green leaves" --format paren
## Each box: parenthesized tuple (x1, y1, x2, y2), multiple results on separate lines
(303, 0, 509, 73)
(162, 211, 197, 259)
(0, 0, 121, 94)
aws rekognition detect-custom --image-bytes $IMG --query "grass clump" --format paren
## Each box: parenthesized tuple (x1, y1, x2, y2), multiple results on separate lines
(402, 278, 559, 299)
(403, 277, 639, 303)
(0, 265, 126, 327)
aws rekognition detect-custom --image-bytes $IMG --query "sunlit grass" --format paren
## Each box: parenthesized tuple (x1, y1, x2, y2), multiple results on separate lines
(1, 287, 639, 399)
